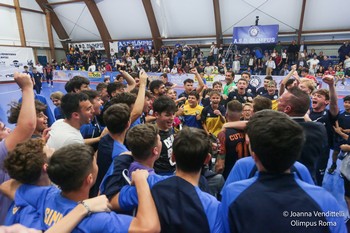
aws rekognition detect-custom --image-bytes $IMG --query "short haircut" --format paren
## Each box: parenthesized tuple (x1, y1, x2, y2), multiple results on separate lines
(209, 90, 221, 97)
(246, 110, 304, 173)
(103, 103, 130, 134)
(264, 75, 273, 81)
(300, 78, 315, 93)
(81, 90, 99, 102)
(61, 93, 89, 119)
(65, 76, 90, 93)
(253, 96, 272, 113)
(344, 95, 350, 102)
(183, 78, 194, 85)
(153, 96, 177, 114)
(8, 100, 46, 124)
(109, 92, 137, 108)
(285, 78, 296, 89)
(267, 80, 276, 87)
(96, 82, 107, 92)
(226, 70, 235, 77)
(149, 80, 164, 94)
(50, 91, 64, 100)
(241, 71, 251, 78)
(131, 88, 153, 99)
(288, 86, 311, 116)
(126, 124, 159, 161)
(173, 127, 210, 173)
(103, 77, 110, 82)
(312, 89, 329, 100)
(237, 78, 248, 84)
(160, 73, 168, 79)
(212, 81, 222, 87)
(227, 100, 243, 113)
(188, 90, 199, 100)
(47, 144, 94, 192)
(107, 82, 125, 96)
(4, 138, 46, 184)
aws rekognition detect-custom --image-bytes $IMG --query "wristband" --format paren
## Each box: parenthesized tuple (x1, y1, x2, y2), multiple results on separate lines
(78, 201, 92, 216)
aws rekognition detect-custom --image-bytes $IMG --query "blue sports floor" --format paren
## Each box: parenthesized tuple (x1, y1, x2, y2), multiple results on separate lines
(0, 81, 348, 219)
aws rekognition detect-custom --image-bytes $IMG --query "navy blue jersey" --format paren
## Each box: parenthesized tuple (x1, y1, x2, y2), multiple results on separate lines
(246, 84, 257, 97)
(334, 111, 350, 150)
(227, 91, 253, 104)
(221, 173, 346, 233)
(309, 109, 337, 149)
(256, 86, 267, 96)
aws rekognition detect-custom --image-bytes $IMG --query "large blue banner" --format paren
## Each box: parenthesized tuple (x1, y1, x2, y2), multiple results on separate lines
(118, 40, 153, 50)
(233, 24, 279, 44)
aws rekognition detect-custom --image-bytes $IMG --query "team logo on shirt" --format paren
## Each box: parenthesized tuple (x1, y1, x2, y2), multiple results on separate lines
(250, 76, 261, 88)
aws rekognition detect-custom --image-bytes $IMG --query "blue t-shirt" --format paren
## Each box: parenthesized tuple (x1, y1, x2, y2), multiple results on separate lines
(221, 156, 314, 193)
(16, 185, 132, 232)
(221, 173, 346, 233)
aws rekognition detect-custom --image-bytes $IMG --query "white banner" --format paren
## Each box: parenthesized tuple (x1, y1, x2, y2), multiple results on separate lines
(0, 46, 35, 81)
(69, 42, 105, 51)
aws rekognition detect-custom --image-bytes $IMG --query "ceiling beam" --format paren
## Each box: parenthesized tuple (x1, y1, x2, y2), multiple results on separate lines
(302, 29, 350, 34)
(36, 0, 69, 51)
(212, 0, 223, 47)
(13, 0, 26, 46)
(45, 9, 56, 61)
(297, 0, 307, 44)
(142, 0, 162, 51)
(46, 0, 83, 6)
(0, 3, 44, 14)
(83, 0, 112, 58)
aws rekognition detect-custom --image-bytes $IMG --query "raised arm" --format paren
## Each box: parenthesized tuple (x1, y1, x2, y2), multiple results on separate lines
(322, 75, 339, 117)
(191, 68, 204, 94)
(5, 73, 36, 151)
(128, 170, 160, 233)
(279, 65, 296, 96)
(130, 70, 147, 124)
(120, 70, 136, 92)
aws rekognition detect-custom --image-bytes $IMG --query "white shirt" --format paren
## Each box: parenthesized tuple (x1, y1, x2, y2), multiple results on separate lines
(88, 64, 96, 72)
(47, 119, 84, 150)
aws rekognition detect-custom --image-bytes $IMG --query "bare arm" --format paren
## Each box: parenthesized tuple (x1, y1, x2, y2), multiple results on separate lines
(130, 70, 147, 124)
(222, 121, 247, 130)
(120, 70, 136, 92)
(5, 73, 36, 151)
(279, 65, 296, 96)
(128, 170, 160, 233)
(191, 68, 204, 94)
(323, 75, 339, 117)
(0, 179, 21, 199)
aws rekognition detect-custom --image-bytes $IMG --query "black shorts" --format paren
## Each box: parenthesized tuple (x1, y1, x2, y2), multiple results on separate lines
(344, 176, 350, 197)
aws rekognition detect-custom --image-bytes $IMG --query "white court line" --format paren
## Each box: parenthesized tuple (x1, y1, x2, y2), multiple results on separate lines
(0, 89, 21, 94)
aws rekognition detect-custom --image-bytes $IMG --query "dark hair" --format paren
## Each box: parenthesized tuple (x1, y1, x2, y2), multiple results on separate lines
(96, 82, 107, 92)
(344, 95, 350, 102)
(47, 144, 94, 192)
(65, 76, 90, 93)
(288, 87, 310, 116)
(109, 92, 136, 108)
(61, 93, 89, 119)
(103, 103, 130, 134)
(285, 78, 295, 89)
(81, 90, 99, 102)
(188, 91, 199, 100)
(237, 78, 248, 84)
(8, 100, 46, 124)
(241, 71, 251, 78)
(173, 127, 210, 173)
(246, 110, 304, 173)
(153, 96, 177, 114)
(149, 80, 164, 94)
(183, 78, 194, 85)
(107, 82, 125, 97)
(160, 73, 168, 79)
(4, 138, 46, 184)
(264, 75, 273, 81)
(209, 90, 221, 97)
(226, 71, 235, 78)
(126, 124, 159, 161)
(253, 96, 272, 113)
(212, 81, 222, 87)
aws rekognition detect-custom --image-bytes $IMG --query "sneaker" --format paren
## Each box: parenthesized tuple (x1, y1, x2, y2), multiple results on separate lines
(327, 163, 337, 174)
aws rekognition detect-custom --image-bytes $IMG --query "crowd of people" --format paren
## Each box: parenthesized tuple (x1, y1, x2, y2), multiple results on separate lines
(0, 40, 350, 232)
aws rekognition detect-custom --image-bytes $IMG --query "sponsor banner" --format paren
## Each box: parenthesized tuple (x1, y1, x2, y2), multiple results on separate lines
(118, 40, 153, 50)
(0, 46, 35, 81)
(233, 24, 279, 44)
(68, 41, 105, 51)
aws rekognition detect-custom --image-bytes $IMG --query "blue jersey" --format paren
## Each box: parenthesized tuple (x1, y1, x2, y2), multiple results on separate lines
(5, 194, 42, 230)
(221, 173, 346, 233)
(16, 185, 132, 232)
(221, 156, 314, 193)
